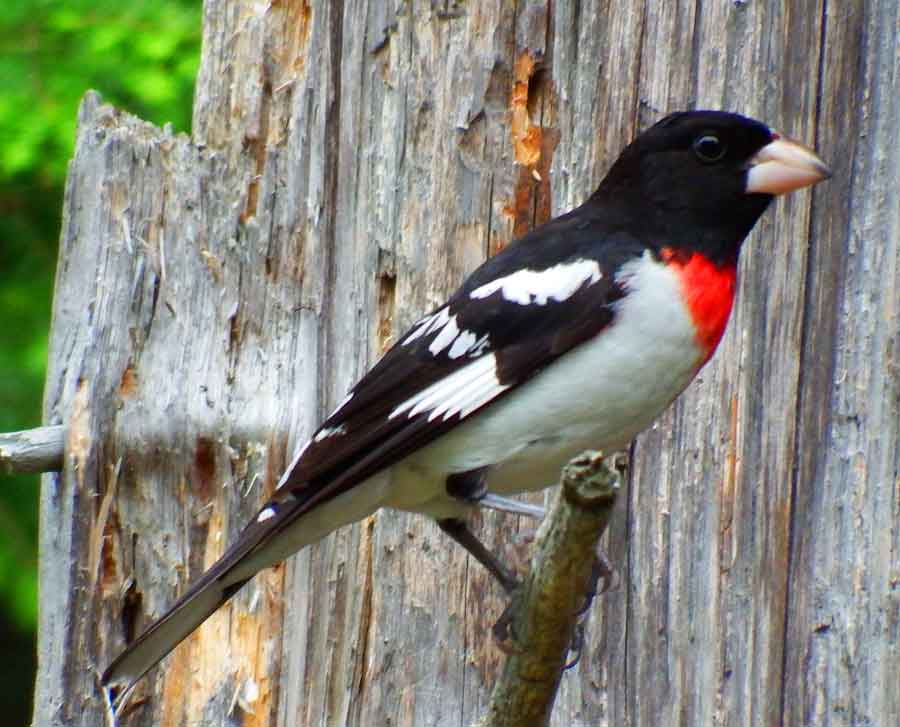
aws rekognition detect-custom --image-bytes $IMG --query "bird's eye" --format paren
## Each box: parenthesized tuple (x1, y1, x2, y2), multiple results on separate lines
(693, 134, 727, 162)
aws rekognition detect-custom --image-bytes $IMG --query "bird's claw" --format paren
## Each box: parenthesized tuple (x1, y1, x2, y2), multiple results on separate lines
(492, 589, 526, 654)
(501, 529, 537, 576)
(563, 621, 586, 670)
(575, 543, 619, 616)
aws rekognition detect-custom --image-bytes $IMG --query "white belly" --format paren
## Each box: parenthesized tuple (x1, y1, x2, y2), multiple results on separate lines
(389, 252, 706, 515)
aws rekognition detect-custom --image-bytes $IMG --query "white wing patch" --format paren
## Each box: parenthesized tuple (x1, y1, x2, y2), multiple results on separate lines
(328, 390, 354, 418)
(389, 354, 509, 422)
(448, 330, 478, 358)
(276, 439, 310, 489)
(404, 306, 488, 360)
(427, 314, 460, 355)
(403, 307, 451, 346)
(314, 424, 347, 442)
(469, 259, 603, 306)
(257, 506, 277, 522)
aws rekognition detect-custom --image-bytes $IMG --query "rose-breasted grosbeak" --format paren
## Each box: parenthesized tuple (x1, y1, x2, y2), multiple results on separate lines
(102, 110, 830, 704)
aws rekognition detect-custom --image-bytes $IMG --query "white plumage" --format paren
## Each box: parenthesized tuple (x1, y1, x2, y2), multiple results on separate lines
(385, 250, 703, 517)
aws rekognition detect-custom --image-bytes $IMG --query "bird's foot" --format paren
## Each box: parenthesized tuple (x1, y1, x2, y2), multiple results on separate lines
(500, 528, 537, 576)
(574, 542, 619, 617)
(491, 585, 593, 667)
(563, 621, 587, 670)
(492, 587, 526, 654)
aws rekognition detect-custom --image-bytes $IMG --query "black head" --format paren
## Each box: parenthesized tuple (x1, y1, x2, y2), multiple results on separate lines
(591, 111, 803, 266)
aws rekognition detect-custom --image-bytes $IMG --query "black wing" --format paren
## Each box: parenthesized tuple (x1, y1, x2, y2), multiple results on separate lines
(265, 211, 647, 518)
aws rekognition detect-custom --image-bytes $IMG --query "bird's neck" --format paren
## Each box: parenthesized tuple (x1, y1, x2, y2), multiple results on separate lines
(585, 183, 771, 268)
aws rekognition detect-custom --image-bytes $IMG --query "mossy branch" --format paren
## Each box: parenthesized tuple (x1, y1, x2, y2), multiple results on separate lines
(474, 450, 622, 727)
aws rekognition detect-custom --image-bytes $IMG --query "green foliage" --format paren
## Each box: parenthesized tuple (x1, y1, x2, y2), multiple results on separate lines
(0, 1, 201, 719)
(0, 1, 200, 184)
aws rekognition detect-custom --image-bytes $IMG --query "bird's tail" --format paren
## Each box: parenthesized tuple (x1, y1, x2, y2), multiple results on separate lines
(101, 469, 391, 712)
(101, 566, 249, 710)
(101, 480, 387, 711)
(100, 490, 297, 708)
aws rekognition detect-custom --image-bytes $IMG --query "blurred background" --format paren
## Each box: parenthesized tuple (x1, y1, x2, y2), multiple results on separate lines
(0, 2, 200, 720)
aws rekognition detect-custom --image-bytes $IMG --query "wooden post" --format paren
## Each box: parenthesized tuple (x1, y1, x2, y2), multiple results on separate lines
(34, 2, 898, 726)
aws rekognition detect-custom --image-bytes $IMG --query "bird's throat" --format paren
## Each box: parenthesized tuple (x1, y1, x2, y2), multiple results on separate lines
(660, 248, 737, 365)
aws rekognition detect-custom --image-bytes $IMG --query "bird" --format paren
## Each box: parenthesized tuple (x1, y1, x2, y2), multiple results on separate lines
(101, 110, 830, 703)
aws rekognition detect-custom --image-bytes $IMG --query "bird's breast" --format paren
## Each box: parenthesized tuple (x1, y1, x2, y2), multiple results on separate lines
(404, 250, 714, 497)
(659, 247, 736, 364)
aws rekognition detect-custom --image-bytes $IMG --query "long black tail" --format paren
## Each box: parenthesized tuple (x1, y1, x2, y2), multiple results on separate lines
(102, 566, 249, 707)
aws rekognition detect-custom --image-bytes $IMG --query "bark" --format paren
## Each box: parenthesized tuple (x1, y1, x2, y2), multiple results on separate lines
(34, 2, 898, 726)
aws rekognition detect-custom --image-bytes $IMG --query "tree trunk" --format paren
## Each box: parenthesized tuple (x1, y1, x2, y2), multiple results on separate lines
(34, 1, 898, 726)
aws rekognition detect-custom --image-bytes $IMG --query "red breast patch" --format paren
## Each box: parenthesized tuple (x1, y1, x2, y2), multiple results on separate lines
(660, 248, 737, 365)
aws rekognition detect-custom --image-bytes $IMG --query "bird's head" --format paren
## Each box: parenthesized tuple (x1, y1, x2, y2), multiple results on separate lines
(594, 110, 831, 265)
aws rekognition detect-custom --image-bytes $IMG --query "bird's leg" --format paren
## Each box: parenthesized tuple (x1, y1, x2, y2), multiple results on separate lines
(437, 518, 520, 593)
(479, 493, 547, 520)
(442, 468, 554, 643)
(446, 467, 547, 519)
(445, 467, 489, 502)
(442, 469, 533, 650)
(443, 468, 529, 592)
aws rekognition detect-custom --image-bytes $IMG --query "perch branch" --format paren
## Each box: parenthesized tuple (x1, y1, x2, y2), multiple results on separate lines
(0, 425, 65, 475)
(474, 450, 622, 727)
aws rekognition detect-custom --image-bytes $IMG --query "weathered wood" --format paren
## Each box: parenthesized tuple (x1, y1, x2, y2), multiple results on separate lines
(784, 2, 900, 724)
(0, 426, 64, 474)
(34, 2, 898, 726)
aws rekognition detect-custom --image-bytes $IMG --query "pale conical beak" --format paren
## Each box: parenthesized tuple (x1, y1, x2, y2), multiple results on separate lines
(746, 136, 831, 195)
